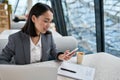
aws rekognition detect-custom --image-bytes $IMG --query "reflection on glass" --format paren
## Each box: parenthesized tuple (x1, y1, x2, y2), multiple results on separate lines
(104, 0, 120, 57)
(62, 0, 96, 54)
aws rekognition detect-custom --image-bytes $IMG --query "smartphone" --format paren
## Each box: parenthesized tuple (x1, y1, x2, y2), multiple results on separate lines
(67, 48, 78, 56)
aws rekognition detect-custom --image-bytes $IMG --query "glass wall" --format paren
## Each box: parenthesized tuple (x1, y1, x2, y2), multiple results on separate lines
(15, 0, 27, 15)
(61, 0, 96, 54)
(8, 0, 18, 13)
(104, 0, 120, 57)
(8, 0, 51, 16)
(33, 0, 51, 6)
(8, 0, 27, 16)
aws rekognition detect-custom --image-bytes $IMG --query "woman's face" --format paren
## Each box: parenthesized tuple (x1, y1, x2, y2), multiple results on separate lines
(32, 10, 53, 35)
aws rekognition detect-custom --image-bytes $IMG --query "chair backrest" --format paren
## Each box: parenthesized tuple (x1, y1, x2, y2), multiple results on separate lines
(53, 36, 78, 52)
(0, 30, 78, 53)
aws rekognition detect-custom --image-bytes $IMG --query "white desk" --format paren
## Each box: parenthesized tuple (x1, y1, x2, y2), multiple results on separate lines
(30, 52, 120, 80)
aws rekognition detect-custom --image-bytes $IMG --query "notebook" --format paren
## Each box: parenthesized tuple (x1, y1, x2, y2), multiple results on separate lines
(0, 65, 57, 80)
(58, 62, 95, 80)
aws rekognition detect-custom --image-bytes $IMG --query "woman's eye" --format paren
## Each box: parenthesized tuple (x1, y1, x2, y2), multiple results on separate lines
(44, 20, 49, 23)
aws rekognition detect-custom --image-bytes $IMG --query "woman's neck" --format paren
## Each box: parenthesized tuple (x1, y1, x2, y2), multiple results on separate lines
(31, 36, 40, 45)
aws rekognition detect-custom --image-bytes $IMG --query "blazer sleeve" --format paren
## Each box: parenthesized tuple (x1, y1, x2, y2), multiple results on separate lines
(49, 34, 63, 60)
(0, 35, 15, 64)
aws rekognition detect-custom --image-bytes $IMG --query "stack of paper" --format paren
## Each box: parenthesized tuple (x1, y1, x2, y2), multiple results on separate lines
(58, 62, 95, 80)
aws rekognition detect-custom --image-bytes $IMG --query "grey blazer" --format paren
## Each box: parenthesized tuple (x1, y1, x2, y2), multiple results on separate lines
(0, 31, 62, 65)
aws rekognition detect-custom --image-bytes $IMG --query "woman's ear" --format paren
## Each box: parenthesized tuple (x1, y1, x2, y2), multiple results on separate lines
(31, 15, 36, 23)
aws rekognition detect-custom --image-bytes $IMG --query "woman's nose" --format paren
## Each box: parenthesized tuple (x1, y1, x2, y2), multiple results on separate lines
(47, 23, 51, 28)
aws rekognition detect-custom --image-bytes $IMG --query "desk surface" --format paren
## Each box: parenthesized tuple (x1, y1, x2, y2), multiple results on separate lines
(69, 53, 120, 80)
(0, 53, 119, 80)
(30, 52, 120, 80)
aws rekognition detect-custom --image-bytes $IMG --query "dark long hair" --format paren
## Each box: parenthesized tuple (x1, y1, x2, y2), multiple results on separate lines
(22, 3, 53, 37)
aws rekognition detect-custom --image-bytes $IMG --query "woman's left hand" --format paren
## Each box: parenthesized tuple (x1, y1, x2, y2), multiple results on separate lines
(58, 50, 76, 61)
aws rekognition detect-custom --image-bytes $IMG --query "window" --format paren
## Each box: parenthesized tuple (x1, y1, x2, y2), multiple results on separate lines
(61, 0, 96, 54)
(8, 0, 18, 14)
(8, 0, 27, 16)
(8, 0, 51, 16)
(104, 0, 120, 57)
(15, 0, 27, 15)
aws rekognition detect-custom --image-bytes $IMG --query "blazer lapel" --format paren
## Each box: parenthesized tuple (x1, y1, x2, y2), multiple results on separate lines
(41, 34, 47, 61)
(20, 32, 30, 64)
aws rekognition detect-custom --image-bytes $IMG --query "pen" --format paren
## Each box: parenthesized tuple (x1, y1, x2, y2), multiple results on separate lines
(61, 68, 76, 73)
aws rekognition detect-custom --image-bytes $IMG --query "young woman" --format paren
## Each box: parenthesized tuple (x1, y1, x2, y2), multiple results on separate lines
(0, 3, 75, 65)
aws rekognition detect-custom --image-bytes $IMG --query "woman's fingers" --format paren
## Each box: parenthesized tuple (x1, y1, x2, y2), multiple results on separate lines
(64, 50, 70, 55)
(59, 50, 76, 61)
(64, 56, 71, 60)
(69, 51, 76, 57)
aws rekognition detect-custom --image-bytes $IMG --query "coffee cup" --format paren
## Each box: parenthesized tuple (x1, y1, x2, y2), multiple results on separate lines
(77, 52, 84, 64)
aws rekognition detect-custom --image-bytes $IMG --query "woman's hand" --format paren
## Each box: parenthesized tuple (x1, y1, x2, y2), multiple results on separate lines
(58, 50, 76, 61)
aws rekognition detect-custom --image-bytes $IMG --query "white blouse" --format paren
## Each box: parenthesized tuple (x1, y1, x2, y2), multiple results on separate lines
(30, 36, 42, 63)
